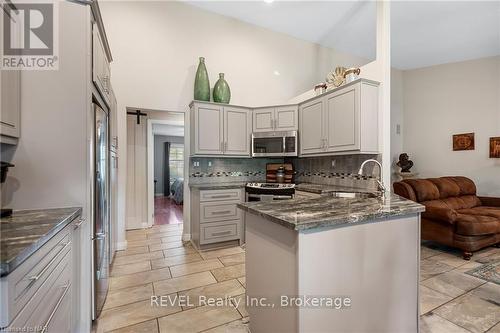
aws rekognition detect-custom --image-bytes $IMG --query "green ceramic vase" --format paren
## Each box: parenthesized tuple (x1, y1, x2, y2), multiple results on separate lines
(213, 73, 231, 104)
(194, 57, 210, 101)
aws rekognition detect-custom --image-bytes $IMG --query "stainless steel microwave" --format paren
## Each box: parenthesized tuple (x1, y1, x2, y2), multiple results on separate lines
(251, 131, 298, 157)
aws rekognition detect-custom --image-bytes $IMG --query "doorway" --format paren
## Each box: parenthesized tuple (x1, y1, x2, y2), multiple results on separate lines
(146, 115, 185, 227)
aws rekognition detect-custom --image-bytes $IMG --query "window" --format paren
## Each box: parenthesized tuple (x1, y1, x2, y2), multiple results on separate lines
(169, 144, 184, 182)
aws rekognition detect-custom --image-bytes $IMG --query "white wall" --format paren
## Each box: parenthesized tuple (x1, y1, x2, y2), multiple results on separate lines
(99, 1, 367, 238)
(390, 68, 404, 182)
(402, 56, 500, 196)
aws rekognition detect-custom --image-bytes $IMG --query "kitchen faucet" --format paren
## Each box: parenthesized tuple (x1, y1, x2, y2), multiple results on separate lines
(358, 159, 386, 193)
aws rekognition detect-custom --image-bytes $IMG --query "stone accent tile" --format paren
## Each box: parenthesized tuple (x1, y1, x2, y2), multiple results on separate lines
(211, 264, 245, 282)
(163, 245, 198, 258)
(470, 282, 500, 304)
(161, 235, 183, 244)
(420, 313, 470, 333)
(103, 284, 154, 310)
(420, 285, 453, 315)
(126, 233, 147, 241)
(421, 246, 442, 259)
(154, 271, 217, 295)
(126, 238, 162, 248)
(110, 267, 171, 291)
(148, 231, 183, 240)
(432, 252, 470, 268)
(157, 305, 241, 333)
(231, 294, 248, 318)
(434, 292, 500, 333)
(111, 261, 151, 277)
(421, 270, 485, 298)
(109, 319, 158, 333)
(96, 297, 181, 332)
(200, 247, 245, 260)
(178, 279, 245, 309)
(169, 259, 224, 278)
(420, 259, 455, 281)
(202, 318, 250, 333)
(238, 277, 246, 288)
(151, 253, 203, 270)
(113, 251, 164, 266)
(114, 246, 150, 258)
(219, 253, 245, 267)
(149, 241, 185, 252)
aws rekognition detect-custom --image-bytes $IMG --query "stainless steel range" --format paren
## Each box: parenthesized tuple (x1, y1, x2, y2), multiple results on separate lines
(245, 183, 296, 202)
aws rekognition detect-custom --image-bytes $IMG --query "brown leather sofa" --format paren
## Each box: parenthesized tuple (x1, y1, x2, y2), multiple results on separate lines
(393, 176, 500, 260)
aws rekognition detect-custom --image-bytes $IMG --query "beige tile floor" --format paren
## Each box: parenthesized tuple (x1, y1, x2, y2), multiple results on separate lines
(95, 224, 500, 332)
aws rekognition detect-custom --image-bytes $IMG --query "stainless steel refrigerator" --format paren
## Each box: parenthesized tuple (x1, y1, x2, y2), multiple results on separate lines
(91, 103, 110, 319)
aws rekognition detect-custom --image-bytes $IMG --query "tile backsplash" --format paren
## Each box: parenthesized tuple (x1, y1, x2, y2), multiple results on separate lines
(189, 154, 381, 189)
(189, 157, 283, 184)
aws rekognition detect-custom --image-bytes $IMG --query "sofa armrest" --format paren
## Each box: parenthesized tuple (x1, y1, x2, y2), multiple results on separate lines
(422, 206, 458, 224)
(478, 196, 500, 207)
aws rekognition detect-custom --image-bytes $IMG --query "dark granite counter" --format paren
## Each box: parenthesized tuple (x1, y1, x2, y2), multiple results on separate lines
(296, 183, 378, 195)
(189, 182, 247, 190)
(237, 193, 424, 232)
(0, 207, 82, 277)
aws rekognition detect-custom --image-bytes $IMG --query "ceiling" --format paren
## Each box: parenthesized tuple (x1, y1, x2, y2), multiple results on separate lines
(186, 1, 500, 70)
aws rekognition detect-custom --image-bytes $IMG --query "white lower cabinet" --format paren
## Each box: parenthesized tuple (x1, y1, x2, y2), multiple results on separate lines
(1, 216, 82, 332)
(190, 188, 244, 248)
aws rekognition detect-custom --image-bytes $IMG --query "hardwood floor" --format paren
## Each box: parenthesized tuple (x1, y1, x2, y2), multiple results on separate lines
(154, 196, 183, 225)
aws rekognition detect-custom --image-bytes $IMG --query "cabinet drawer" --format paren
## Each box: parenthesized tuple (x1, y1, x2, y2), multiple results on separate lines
(200, 201, 241, 223)
(9, 249, 72, 332)
(200, 220, 241, 245)
(199, 189, 243, 202)
(15, 233, 71, 302)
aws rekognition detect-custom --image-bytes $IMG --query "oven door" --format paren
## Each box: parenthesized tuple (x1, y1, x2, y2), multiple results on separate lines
(252, 131, 297, 157)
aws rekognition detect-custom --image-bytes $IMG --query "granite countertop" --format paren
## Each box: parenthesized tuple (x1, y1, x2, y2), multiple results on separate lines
(0, 207, 82, 277)
(237, 193, 424, 232)
(295, 183, 378, 195)
(189, 182, 247, 190)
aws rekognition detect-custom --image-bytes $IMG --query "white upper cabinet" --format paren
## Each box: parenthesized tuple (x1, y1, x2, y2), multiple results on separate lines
(92, 23, 111, 104)
(299, 79, 379, 156)
(253, 108, 274, 132)
(191, 102, 251, 157)
(299, 99, 324, 155)
(224, 106, 251, 156)
(252, 105, 298, 133)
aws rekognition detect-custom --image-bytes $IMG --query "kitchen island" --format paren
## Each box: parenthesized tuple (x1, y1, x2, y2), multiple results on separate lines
(237, 193, 425, 333)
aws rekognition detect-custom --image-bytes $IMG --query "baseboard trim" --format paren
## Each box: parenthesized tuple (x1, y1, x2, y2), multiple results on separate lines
(116, 241, 128, 251)
(182, 233, 191, 242)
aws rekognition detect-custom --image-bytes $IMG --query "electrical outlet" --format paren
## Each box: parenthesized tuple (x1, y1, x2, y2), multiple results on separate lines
(396, 124, 401, 135)
(331, 159, 336, 168)
(208, 161, 212, 167)
(193, 161, 200, 167)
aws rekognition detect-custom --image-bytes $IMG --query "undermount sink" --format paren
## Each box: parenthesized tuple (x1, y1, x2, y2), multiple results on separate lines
(329, 191, 378, 199)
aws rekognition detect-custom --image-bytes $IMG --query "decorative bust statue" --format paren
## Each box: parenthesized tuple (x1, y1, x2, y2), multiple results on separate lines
(396, 153, 414, 173)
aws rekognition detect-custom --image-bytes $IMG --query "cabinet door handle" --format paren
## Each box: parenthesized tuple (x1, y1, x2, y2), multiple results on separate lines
(210, 195, 232, 199)
(212, 231, 232, 237)
(74, 218, 85, 230)
(211, 210, 232, 215)
(41, 283, 71, 333)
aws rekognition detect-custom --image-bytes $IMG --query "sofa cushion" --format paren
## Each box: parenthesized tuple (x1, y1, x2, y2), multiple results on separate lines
(440, 195, 482, 210)
(455, 213, 500, 236)
(443, 176, 477, 195)
(428, 178, 461, 199)
(458, 207, 500, 219)
(404, 179, 440, 202)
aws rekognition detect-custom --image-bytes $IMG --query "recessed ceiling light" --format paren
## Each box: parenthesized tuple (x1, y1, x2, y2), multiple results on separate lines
(264, 0, 274, 3)
(273, 70, 280, 76)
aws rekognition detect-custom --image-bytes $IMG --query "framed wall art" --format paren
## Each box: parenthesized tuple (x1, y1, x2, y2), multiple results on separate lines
(452, 133, 475, 151)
